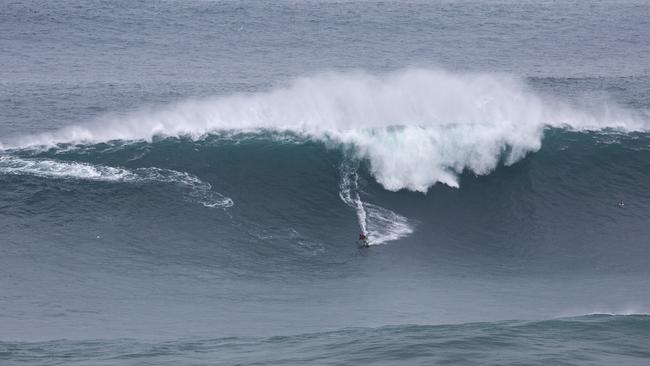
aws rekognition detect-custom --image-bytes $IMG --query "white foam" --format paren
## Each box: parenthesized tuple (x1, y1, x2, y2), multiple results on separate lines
(5, 69, 648, 191)
(0, 156, 233, 208)
(0, 155, 135, 181)
(363, 203, 414, 245)
(338, 160, 368, 235)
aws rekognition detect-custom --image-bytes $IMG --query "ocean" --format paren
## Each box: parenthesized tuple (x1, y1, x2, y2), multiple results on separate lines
(1, 0, 650, 364)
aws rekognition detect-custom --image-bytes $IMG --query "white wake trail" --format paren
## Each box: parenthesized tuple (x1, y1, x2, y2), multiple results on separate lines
(338, 160, 368, 235)
(339, 159, 413, 245)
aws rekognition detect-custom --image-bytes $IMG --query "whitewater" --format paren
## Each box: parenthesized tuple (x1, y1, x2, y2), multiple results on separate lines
(4, 69, 647, 192)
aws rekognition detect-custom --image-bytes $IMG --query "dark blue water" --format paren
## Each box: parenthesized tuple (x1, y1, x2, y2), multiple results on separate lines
(1, 1, 650, 364)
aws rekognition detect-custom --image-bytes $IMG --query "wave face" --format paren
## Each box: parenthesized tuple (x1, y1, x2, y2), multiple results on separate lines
(3, 315, 649, 366)
(2, 127, 650, 257)
(4, 128, 650, 346)
(6, 69, 647, 191)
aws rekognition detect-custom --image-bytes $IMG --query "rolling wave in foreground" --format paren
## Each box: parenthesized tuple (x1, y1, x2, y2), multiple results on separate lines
(2, 315, 649, 366)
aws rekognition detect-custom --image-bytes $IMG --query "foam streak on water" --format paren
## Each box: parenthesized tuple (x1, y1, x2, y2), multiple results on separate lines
(0, 155, 233, 208)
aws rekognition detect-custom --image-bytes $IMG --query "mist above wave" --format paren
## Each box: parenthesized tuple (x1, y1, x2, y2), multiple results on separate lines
(5, 69, 647, 191)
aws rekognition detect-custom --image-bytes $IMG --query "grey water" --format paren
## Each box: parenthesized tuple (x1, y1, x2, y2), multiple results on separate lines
(1, 1, 650, 365)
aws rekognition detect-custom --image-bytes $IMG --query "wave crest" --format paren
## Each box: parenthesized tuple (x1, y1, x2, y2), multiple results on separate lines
(4, 69, 647, 191)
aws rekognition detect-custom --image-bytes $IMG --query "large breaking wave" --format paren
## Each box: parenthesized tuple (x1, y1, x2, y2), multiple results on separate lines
(3, 69, 647, 192)
(1, 69, 649, 246)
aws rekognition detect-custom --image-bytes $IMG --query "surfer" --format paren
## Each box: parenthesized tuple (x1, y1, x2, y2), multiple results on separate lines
(358, 232, 369, 247)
